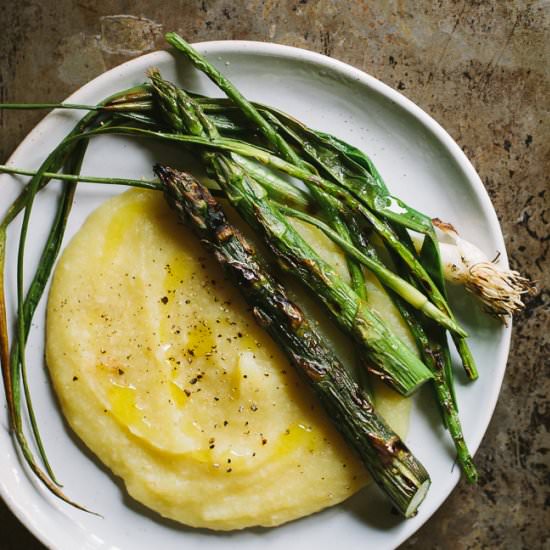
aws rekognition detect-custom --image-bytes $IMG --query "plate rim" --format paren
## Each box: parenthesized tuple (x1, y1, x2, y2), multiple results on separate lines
(0, 39, 512, 550)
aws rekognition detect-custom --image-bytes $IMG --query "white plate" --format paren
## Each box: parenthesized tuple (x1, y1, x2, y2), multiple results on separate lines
(1, 41, 510, 550)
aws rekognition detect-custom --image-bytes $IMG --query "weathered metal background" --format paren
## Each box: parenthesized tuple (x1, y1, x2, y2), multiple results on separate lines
(1, 1, 548, 548)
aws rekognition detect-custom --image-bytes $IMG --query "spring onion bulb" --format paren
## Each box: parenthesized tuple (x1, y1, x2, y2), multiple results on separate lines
(411, 219, 535, 320)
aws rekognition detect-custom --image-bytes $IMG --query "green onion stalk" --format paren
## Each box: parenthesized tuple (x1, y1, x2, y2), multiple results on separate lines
(0, 85, 150, 512)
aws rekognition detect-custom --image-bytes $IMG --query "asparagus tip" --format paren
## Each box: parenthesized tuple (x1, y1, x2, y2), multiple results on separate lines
(146, 67, 161, 79)
(165, 31, 185, 47)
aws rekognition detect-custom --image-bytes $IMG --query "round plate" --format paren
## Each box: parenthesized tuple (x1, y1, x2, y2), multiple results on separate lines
(1, 41, 510, 550)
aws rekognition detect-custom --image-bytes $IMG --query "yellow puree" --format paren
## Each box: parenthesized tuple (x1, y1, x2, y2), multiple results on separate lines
(46, 189, 413, 530)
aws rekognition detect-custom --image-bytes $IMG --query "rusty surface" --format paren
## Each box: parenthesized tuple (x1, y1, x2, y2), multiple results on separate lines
(1, 1, 548, 548)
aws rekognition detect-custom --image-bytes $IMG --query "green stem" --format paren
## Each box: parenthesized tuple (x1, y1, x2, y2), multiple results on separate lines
(386, 272, 477, 482)
(0, 101, 153, 112)
(0, 103, 101, 111)
(165, 32, 299, 164)
(0, 86, 145, 511)
(230, 155, 311, 211)
(276, 202, 466, 336)
(0, 165, 162, 190)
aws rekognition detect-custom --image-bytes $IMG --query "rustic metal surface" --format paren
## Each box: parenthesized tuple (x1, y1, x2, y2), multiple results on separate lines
(1, 1, 548, 548)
